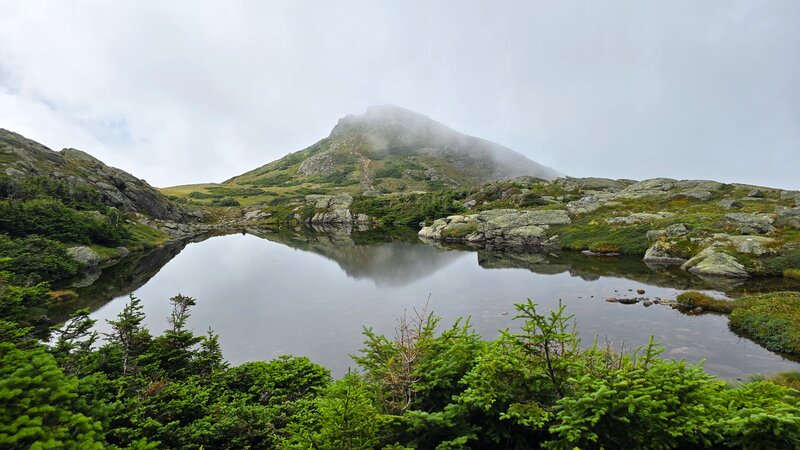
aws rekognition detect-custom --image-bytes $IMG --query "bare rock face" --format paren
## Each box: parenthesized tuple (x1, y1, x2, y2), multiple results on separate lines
(0, 130, 188, 222)
(305, 193, 366, 224)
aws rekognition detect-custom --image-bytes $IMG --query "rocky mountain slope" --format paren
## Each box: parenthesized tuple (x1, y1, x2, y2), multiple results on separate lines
(0, 129, 186, 221)
(224, 105, 559, 194)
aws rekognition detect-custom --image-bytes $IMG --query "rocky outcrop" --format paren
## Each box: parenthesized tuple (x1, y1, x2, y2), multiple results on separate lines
(305, 194, 370, 224)
(67, 246, 101, 268)
(681, 246, 749, 278)
(723, 213, 775, 234)
(419, 208, 570, 247)
(606, 212, 673, 225)
(243, 209, 273, 221)
(0, 130, 187, 222)
(775, 207, 800, 229)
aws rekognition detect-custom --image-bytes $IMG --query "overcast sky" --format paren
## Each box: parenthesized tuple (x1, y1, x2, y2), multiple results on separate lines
(0, 1, 798, 189)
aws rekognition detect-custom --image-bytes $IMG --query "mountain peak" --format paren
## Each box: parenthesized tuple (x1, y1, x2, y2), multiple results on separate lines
(228, 106, 559, 189)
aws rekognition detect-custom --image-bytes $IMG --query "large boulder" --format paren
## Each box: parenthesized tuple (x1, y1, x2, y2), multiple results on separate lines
(643, 240, 687, 265)
(66, 246, 100, 268)
(606, 212, 673, 225)
(613, 178, 676, 199)
(775, 207, 800, 229)
(307, 194, 355, 224)
(681, 246, 749, 278)
(723, 213, 775, 234)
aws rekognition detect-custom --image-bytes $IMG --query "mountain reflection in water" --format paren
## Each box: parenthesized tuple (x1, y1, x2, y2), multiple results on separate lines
(66, 226, 800, 379)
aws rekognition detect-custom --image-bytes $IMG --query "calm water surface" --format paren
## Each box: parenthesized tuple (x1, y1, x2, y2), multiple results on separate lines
(82, 232, 800, 379)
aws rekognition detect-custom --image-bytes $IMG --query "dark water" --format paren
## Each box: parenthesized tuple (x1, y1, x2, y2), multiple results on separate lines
(73, 228, 800, 379)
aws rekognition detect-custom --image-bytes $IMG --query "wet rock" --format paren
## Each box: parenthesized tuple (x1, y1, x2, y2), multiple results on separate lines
(617, 298, 639, 305)
(643, 300, 653, 307)
(637, 289, 646, 295)
(605, 297, 618, 303)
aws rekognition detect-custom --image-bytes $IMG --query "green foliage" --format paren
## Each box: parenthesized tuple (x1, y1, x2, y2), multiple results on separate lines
(730, 291, 800, 355)
(0, 234, 80, 283)
(0, 199, 129, 245)
(211, 197, 240, 207)
(0, 175, 105, 211)
(0, 277, 51, 329)
(352, 191, 466, 226)
(291, 372, 382, 449)
(0, 343, 105, 448)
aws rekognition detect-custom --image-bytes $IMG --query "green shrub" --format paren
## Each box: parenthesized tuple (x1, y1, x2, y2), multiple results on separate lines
(213, 197, 240, 207)
(0, 234, 80, 282)
(0, 199, 129, 245)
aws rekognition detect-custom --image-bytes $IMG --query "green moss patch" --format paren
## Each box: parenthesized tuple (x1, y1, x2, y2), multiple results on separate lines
(729, 291, 800, 356)
(676, 291, 736, 313)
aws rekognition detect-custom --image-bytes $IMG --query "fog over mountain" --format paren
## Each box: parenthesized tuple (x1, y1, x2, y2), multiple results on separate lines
(0, 2, 797, 188)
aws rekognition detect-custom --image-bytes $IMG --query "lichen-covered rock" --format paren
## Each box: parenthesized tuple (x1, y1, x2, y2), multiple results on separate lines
(67, 246, 100, 268)
(606, 212, 673, 225)
(419, 208, 569, 247)
(726, 235, 776, 256)
(646, 229, 667, 242)
(243, 210, 273, 221)
(643, 240, 687, 265)
(775, 207, 800, 229)
(307, 194, 355, 224)
(566, 194, 612, 215)
(681, 246, 749, 278)
(613, 178, 677, 199)
(665, 223, 689, 237)
(723, 213, 775, 234)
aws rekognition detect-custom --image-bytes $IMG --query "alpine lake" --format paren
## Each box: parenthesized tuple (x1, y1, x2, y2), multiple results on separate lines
(56, 226, 800, 380)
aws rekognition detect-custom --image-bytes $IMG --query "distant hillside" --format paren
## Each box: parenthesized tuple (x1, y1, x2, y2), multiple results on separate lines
(225, 105, 559, 193)
(0, 129, 186, 221)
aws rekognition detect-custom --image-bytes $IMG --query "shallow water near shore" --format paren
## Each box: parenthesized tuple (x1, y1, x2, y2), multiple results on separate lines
(77, 231, 800, 379)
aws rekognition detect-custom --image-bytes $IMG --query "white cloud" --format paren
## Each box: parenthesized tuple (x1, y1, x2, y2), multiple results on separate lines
(0, 0, 797, 188)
